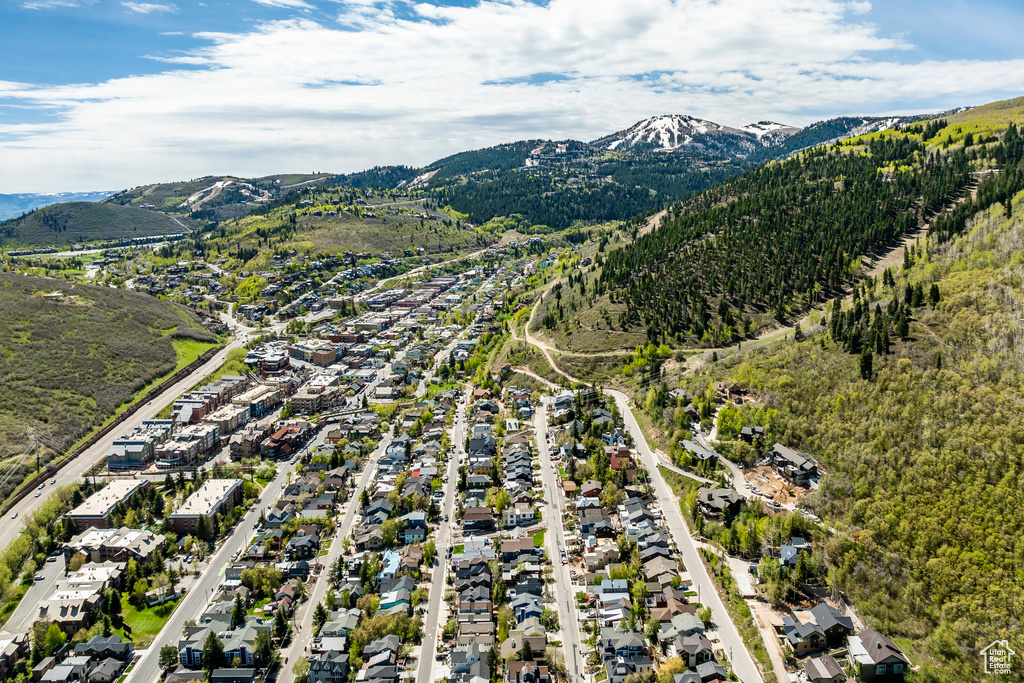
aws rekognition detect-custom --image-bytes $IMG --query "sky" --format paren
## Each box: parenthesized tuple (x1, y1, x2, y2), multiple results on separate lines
(1, 0, 1023, 193)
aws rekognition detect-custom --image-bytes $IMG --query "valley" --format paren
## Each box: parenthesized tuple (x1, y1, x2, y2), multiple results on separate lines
(0, 95, 1022, 683)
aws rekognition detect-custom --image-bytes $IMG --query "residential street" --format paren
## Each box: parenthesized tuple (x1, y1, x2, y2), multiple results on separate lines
(605, 389, 764, 683)
(533, 398, 585, 683)
(278, 431, 394, 683)
(415, 384, 470, 683)
(123, 449, 299, 683)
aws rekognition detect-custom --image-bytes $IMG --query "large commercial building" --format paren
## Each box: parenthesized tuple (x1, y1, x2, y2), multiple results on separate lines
(67, 480, 149, 530)
(106, 420, 174, 469)
(155, 423, 220, 468)
(168, 479, 244, 535)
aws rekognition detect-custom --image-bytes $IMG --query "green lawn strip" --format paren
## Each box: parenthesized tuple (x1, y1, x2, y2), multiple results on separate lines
(699, 550, 778, 683)
(0, 582, 30, 629)
(250, 597, 271, 615)
(531, 529, 545, 547)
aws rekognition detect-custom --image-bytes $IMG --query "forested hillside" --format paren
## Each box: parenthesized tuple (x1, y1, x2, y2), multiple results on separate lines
(428, 144, 745, 231)
(682, 186, 1024, 682)
(595, 129, 1024, 346)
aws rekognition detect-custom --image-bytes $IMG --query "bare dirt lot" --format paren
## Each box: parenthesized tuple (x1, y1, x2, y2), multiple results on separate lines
(745, 466, 811, 507)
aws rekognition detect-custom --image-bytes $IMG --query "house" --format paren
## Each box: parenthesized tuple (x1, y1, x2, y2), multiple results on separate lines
(450, 644, 490, 683)
(847, 629, 909, 681)
(506, 660, 549, 683)
(0, 634, 28, 679)
(738, 426, 766, 443)
(400, 511, 428, 543)
(696, 487, 742, 518)
(88, 658, 124, 683)
(780, 537, 811, 567)
(178, 614, 271, 669)
(506, 504, 536, 528)
(769, 443, 818, 486)
(808, 603, 854, 647)
(74, 635, 133, 661)
(603, 630, 645, 661)
(605, 657, 654, 683)
(265, 509, 295, 529)
(509, 594, 544, 622)
(681, 440, 717, 465)
(501, 538, 537, 562)
(285, 533, 320, 560)
(673, 661, 728, 683)
(676, 634, 714, 669)
(209, 670, 256, 683)
(804, 655, 847, 683)
(463, 507, 495, 533)
(580, 480, 603, 498)
(499, 633, 547, 661)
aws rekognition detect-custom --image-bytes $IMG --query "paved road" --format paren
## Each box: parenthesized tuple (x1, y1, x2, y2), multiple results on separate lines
(415, 385, 470, 683)
(0, 335, 250, 554)
(533, 399, 584, 683)
(278, 432, 393, 683)
(606, 389, 763, 683)
(0, 550, 64, 635)
(124, 449, 301, 683)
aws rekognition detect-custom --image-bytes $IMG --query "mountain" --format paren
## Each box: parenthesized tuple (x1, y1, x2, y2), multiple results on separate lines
(0, 201, 189, 248)
(590, 114, 799, 156)
(0, 191, 113, 222)
(108, 173, 330, 222)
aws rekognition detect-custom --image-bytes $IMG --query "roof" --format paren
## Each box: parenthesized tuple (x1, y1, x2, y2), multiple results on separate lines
(171, 479, 242, 517)
(803, 654, 846, 680)
(849, 628, 910, 666)
(68, 480, 148, 519)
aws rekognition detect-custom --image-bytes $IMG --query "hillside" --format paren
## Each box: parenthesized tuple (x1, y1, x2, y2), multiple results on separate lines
(108, 173, 331, 222)
(0, 191, 113, 222)
(0, 273, 216, 497)
(530, 135, 977, 351)
(677, 188, 1024, 682)
(0, 201, 188, 248)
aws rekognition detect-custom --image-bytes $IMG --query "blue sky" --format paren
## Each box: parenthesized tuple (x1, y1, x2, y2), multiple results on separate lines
(1, 0, 1023, 192)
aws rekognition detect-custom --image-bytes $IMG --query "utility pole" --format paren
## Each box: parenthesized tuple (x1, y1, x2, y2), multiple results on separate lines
(32, 427, 40, 472)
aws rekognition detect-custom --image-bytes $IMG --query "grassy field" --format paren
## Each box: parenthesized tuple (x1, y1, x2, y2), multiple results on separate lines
(115, 594, 182, 648)
(0, 273, 216, 500)
(0, 202, 186, 247)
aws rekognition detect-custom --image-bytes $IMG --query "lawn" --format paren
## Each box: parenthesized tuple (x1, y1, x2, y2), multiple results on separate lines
(114, 594, 182, 648)
(531, 529, 546, 547)
(250, 597, 271, 615)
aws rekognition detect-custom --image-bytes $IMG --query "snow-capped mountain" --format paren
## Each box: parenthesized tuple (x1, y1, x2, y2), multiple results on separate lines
(591, 114, 800, 157)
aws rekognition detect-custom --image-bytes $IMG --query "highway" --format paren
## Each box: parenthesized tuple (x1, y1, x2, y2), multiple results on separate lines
(533, 398, 585, 683)
(415, 385, 470, 683)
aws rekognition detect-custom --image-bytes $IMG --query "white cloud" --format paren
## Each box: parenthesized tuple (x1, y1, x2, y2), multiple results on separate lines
(121, 2, 178, 13)
(251, 0, 313, 8)
(2, 0, 1024, 192)
(21, 0, 88, 9)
